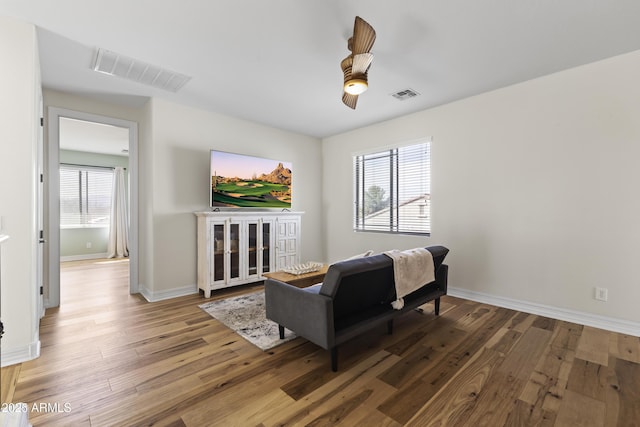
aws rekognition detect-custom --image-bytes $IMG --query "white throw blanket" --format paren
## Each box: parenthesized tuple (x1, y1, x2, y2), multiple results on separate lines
(384, 248, 435, 310)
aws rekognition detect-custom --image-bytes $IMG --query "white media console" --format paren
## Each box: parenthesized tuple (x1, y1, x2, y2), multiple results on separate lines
(195, 211, 302, 297)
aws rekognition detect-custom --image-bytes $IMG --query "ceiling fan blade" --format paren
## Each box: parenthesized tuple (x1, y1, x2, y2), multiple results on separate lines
(341, 55, 353, 74)
(351, 16, 376, 54)
(352, 53, 373, 75)
(341, 54, 358, 85)
(342, 92, 358, 109)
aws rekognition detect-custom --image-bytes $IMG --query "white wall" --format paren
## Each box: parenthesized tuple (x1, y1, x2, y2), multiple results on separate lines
(139, 100, 154, 295)
(323, 50, 640, 329)
(144, 98, 323, 299)
(0, 16, 41, 366)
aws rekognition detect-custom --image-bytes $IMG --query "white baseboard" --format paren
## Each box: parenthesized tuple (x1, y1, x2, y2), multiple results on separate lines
(60, 253, 108, 262)
(139, 283, 198, 302)
(0, 340, 40, 368)
(448, 287, 640, 337)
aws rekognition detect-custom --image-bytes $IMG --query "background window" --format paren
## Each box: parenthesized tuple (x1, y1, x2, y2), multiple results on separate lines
(353, 140, 431, 235)
(60, 166, 113, 227)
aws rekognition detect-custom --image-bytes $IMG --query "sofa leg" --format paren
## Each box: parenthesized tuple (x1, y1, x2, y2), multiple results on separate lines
(387, 319, 394, 335)
(435, 297, 441, 315)
(278, 325, 285, 339)
(331, 347, 338, 372)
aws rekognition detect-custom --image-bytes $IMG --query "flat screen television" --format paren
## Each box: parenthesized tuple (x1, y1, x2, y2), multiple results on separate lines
(210, 150, 292, 209)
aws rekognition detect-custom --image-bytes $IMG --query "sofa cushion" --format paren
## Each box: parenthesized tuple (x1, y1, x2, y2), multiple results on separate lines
(303, 283, 323, 294)
(343, 249, 374, 260)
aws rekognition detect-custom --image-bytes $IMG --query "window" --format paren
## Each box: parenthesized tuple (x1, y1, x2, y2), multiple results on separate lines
(60, 165, 113, 227)
(353, 140, 431, 235)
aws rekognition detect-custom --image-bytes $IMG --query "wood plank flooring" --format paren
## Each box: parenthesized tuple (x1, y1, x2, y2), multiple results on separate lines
(1, 259, 639, 426)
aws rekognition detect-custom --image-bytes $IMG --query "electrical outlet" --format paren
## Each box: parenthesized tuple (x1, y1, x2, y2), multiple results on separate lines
(86, 242, 92, 249)
(595, 287, 608, 302)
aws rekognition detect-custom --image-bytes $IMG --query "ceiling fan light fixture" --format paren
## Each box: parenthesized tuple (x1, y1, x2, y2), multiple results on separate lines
(340, 16, 376, 108)
(344, 78, 368, 95)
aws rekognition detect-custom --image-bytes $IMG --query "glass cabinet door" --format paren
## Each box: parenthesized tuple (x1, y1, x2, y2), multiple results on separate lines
(229, 223, 240, 280)
(247, 222, 258, 276)
(212, 223, 225, 282)
(262, 221, 271, 274)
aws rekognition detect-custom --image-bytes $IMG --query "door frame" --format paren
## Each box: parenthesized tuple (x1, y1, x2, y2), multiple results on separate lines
(46, 107, 139, 307)
(37, 95, 44, 318)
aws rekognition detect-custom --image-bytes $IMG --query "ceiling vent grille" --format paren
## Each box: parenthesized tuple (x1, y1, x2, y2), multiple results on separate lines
(92, 48, 191, 93)
(391, 88, 420, 101)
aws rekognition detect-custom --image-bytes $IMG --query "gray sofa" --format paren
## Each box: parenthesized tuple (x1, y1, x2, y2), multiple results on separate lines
(265, 246, 449, 371)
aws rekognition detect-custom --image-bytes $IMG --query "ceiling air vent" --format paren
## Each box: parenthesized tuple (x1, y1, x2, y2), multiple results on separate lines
(391, 88, 420, 101)
(92, 48, 191, 93)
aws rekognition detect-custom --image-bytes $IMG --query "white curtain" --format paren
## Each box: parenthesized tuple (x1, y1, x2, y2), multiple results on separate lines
(107, 167, 129, 258)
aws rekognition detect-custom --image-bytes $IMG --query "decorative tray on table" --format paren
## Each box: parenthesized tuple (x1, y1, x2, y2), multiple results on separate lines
(282, 262, 324, 275)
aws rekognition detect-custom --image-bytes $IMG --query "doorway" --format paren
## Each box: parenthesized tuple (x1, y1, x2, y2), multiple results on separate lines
(47, 108, 138, 308)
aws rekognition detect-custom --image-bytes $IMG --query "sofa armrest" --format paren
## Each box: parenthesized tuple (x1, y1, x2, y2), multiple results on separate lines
(264, 279, 335, 349)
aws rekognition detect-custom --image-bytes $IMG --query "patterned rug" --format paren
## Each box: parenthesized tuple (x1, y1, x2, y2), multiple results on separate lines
(199, 290, 297, 351)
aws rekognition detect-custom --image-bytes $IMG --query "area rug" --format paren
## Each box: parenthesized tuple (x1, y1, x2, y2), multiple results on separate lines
(199, 290, 297, 351)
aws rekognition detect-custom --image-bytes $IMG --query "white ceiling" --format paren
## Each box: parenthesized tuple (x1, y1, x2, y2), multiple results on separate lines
(3, 0, 640, 138)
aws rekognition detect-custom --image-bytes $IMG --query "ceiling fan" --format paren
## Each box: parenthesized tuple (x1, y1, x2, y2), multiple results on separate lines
(341, 16, 376, 109)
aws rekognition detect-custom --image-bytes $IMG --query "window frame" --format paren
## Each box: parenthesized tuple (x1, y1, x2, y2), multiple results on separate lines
(353, 139, 431, 236)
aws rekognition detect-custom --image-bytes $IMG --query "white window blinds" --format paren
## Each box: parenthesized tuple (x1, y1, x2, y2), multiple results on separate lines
(60, 165, 114, 227)
(353, 140, 431, 235)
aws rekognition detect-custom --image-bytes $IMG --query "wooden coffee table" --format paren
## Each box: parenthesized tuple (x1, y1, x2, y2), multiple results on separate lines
(263, 264, 329, 288)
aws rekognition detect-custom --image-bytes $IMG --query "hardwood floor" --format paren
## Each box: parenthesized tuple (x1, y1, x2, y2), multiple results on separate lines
(2, 259, 639, 426)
